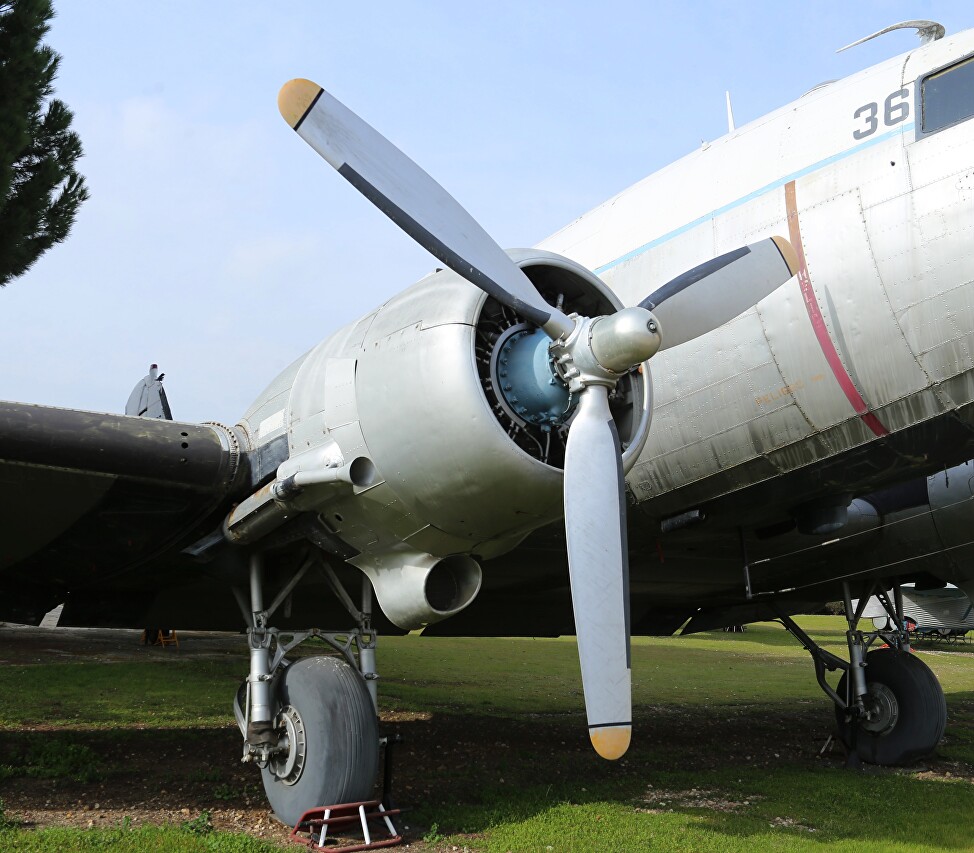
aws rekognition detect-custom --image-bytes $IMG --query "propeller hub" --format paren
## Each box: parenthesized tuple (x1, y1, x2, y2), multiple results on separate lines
(549, 308, 661, 395)
(590, 307, 662, 373)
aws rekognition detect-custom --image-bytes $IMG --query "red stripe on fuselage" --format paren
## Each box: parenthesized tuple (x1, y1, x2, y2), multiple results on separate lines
(784, 181, 888, 437)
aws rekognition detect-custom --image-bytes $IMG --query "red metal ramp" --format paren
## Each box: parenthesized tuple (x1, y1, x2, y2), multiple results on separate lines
(289, 799, 402, 851)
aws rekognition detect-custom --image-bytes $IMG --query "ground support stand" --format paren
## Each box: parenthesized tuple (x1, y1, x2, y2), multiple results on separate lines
(379, 733, 401, 811)
(289, 800, 403, 851)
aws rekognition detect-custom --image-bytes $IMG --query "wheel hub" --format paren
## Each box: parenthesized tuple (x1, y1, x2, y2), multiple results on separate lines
(268, 704, 307, 785)
(861, 683, 899, 736)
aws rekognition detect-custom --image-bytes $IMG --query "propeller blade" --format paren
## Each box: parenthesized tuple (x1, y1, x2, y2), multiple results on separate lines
(639, 236, 798, 350)
(563, 384, 632, 760)
(278, 79, 574, 339)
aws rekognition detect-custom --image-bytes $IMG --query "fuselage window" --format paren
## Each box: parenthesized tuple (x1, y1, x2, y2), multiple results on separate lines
(921, 55, 974, 135)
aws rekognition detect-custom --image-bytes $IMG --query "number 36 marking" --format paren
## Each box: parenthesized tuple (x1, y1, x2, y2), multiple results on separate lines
(853, 89, 910, 139)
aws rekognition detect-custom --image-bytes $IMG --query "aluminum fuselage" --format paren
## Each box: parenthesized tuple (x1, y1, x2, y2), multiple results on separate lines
(539, 31, 974, 587)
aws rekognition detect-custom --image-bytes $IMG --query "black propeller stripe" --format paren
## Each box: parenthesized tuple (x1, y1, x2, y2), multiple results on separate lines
(639, 246, 750, 310)
(589, 720, 632, 729)
(607, 413, 631, 670)
(292, 87, 325, 132)
(337, 163, 551, 327)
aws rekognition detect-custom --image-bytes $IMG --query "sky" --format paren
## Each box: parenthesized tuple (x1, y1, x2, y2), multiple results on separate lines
(1, 1, 971, 424)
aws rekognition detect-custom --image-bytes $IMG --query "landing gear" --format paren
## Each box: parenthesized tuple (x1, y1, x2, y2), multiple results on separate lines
(777, 581, 946, 767)
(235, 553, 380, 826)
(834, 647, 946, 765)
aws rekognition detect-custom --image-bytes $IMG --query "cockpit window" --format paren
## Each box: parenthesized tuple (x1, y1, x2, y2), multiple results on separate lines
(920, 55, 974, 135)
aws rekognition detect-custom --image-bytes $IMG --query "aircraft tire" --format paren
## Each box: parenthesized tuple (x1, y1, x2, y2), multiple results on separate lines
(834, 647, 946, 766)
(260, 655, 378, 826)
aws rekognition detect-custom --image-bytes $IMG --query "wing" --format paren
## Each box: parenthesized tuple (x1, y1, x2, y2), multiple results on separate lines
(0, 401, 244, 624)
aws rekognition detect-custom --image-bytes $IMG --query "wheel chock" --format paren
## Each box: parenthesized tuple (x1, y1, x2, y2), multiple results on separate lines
(289, 800, 403, 851)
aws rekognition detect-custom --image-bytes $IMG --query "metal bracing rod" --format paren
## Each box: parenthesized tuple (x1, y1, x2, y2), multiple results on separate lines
(231, 585, 251, 626)
(864, 585, 910, 652)
(264, 554, 312, 622)
(267, 627, 359, 672)
(842, 582, 855, 628)
(854, 583, 874, 625)
(774, 610, 849, 668)
(774, 609, 849, 709)
(875, 588, 896, 621)
(843, 582, 869, 707)
(361, 574, 373, 627)
(893, 584, 911, 652)
(739, 527, 754, 600)
(316, 556, 365, 623)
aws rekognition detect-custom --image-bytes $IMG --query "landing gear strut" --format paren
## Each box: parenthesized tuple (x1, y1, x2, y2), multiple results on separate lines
(235, 553, 380, 826)
(776, 581, 946, 766)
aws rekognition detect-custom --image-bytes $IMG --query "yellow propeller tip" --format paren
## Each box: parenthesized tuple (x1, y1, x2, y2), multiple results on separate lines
(589, 725, 631, 760)
(278, 78, 323, 129)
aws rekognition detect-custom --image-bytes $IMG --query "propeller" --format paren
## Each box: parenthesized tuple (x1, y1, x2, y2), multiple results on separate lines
(278, 79, 797, 759)
(640, 237, 797, 350)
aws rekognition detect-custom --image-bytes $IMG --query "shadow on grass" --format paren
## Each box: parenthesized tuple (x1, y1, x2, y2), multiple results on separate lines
(0, 726, 263, 813)
(381, 694, 974, 852)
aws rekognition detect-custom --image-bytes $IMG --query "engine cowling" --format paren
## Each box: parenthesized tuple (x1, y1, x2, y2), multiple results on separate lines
(235, 249, 652, 628)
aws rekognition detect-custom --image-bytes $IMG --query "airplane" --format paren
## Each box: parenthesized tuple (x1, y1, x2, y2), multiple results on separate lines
(3, 17, 974, 825)
(859, 585, 974, 638)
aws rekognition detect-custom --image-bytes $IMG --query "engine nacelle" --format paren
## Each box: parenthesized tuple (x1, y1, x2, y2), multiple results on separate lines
(236, 249, 651, 625)
(802, 460, 974, 592)
(916, 461, 974, 587)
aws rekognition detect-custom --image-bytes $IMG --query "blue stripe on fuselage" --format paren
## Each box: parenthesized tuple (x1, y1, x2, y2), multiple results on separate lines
(593, 122, 916, 275)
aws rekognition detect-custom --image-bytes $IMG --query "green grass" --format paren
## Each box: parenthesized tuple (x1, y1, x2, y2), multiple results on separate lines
(380, 617, 974, 713)
(0, 660, 242, 730)
(424, 767, 974, 852)
(377, 618, 974, 851)
(0, 823, 282, 851)
(0, 735, 104, 782)
(1, 617, 973, 851)
(3, 618, 967, 728)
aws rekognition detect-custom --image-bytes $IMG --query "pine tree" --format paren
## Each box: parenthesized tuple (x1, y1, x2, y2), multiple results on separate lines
(0, 0, 88, 286)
